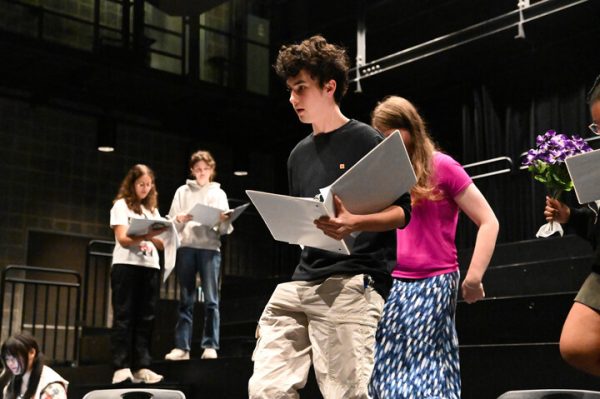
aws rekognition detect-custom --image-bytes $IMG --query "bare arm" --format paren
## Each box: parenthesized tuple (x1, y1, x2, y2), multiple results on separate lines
(113, 224, 165, 250)
(454, 184, 499, 304)
(314, 195, 407, 241)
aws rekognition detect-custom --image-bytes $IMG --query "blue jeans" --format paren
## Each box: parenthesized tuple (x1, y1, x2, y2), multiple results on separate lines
(174, 247, 221, 351)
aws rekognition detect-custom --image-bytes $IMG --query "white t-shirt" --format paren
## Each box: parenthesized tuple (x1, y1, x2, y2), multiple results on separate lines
(110, 198, 161, 269)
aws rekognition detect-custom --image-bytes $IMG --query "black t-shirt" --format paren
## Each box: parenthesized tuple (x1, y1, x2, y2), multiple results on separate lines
(287, 119, 412, 298)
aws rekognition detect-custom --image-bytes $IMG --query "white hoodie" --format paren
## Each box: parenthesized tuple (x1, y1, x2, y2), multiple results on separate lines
(169, 180, 232, 250)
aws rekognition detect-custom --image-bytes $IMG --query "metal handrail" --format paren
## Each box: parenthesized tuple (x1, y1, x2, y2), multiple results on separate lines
(82, 240, 114, 327)
(463, 156, 514, 180)
(0, 265, 82, 365)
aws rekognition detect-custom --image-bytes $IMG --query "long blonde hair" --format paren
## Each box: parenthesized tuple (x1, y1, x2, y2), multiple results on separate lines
(371, 96, 439, 204)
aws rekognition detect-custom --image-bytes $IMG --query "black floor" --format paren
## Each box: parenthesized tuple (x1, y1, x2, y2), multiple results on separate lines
(58, 234, 600, 398)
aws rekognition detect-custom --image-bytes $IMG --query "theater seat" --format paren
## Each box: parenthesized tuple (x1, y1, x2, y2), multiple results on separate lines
(82, 388, 186, 399)
(497, 390, 600, 399)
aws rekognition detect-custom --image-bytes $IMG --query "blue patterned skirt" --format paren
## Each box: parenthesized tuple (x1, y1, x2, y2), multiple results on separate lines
(368, 271, 461, 399)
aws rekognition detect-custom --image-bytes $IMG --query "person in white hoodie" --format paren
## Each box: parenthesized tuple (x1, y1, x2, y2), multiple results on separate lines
(165, 150, 232, 361)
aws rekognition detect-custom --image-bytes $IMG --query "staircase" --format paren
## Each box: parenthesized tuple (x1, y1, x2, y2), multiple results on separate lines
(59, 234, 600, 398)
(457, 234, 600, 398)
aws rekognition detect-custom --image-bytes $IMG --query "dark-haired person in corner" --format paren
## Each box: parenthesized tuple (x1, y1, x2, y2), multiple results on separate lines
(544, 75, 600, 376)
(1, 332, 68, 399)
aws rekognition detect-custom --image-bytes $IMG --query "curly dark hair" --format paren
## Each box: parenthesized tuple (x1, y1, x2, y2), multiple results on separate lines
(274, 35, 350, 104)
(113, 164, 158, 215)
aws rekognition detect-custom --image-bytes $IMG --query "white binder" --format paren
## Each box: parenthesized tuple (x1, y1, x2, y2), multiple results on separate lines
(565, 149, 600, 204)
(126, 218, 172, 236)
(246, 131, 416, 254)
(187, 202, 250, 227)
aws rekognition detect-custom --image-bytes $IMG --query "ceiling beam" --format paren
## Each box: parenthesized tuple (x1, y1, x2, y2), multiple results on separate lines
(350, 0, 593, 83)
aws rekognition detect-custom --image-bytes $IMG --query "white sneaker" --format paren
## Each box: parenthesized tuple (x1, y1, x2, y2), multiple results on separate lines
(112, 368, 134, 384)
(201, 348, 217, 359)
(164, 348, 190, 361)
(132, 368, 164, 384)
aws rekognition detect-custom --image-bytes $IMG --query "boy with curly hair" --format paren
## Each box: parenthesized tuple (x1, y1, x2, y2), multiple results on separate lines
(248, 35, 412, 399)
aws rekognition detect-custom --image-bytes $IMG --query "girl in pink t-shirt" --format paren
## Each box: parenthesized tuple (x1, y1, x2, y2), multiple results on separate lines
(368, 96, 499, 399)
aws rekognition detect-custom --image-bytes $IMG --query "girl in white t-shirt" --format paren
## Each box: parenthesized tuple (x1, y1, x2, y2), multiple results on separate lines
(1, 332, 68, 399)
(109, 164, 166, 385)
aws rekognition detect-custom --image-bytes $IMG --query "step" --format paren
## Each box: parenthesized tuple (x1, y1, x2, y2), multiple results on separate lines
(458, 234, 593, 268)
(462, 256, 593, 297)
(460, 343, 600, 399)
(456, 292, 576, 345)
(56, 357, 322, 399)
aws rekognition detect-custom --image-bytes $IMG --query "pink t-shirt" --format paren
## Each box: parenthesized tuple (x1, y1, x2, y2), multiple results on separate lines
(392, 152, 472, 279)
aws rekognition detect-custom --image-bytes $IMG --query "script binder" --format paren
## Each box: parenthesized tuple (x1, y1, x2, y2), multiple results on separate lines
(126, 218, 172, 236)
(246, 131, 416, 254)
(565, 149, 600, 204)
(245, 191, 351, 254)
(187, 202, 250, 227)
(321, 130, 416, 214)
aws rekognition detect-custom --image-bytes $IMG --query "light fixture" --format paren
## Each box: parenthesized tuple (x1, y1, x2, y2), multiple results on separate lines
(97, 116, 116, 152)
(233, 147, 249, 177)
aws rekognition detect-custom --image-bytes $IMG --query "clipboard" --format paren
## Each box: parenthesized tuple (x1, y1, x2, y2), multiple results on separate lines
(565, 149, 600, 204)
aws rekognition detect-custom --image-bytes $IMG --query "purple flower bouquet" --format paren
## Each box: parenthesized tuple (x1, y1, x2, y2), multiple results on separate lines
(522, 129, 592, 237)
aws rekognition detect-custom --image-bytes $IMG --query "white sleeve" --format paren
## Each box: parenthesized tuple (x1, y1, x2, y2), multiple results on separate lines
(215, 189, 230, 212)
(110, 199, 129, 227)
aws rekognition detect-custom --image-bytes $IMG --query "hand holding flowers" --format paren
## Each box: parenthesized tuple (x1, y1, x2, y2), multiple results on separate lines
(522, 129, 592, 237)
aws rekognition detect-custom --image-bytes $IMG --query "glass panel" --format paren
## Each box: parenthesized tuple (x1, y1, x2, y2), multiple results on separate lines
(149, 53, 181, 75)
(0, 2, 39, 37)
(246, 43, 268, 95)
(199, 29, 229, 85)
(43, 13, 93, 50)
(44, 0, 94, 22)
(199, 1, 230, 33)
(246, 14, 269, 95)
(144, 27, 181, 56)
(144, 2, 181, 32)
(144, 3, 183, 74)
(99, 0, 122, 31)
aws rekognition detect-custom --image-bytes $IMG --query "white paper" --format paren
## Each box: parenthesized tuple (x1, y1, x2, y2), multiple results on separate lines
(219, 203, 251, 234)
(535, 221, 564, 238)
(126, 218, 173, 236)
(187, 203, 224, 227)
(187, 202, 250, 228)
(160, 223, 180, 282)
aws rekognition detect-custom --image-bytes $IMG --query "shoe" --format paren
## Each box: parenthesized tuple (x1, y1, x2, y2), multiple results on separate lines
(132, 368, 164, 384)
(164, 348, 190, 361)
(112, 368, 134, 384)
(201, 348, 217, 359)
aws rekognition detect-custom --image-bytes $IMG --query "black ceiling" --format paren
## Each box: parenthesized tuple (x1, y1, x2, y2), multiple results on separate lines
(1, 0, 599, 152)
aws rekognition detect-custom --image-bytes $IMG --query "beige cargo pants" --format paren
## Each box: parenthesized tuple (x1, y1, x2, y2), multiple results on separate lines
(248, 274, 384, 399)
